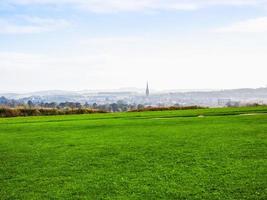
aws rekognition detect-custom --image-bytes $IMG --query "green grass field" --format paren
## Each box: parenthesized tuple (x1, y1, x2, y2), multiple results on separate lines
(0, 107, 267, 199)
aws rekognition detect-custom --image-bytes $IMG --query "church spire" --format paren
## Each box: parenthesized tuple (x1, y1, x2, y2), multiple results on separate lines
(146, 82, 149, 97)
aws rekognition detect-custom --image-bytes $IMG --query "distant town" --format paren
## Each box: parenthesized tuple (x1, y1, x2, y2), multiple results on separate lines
(1, 85, 267, 112)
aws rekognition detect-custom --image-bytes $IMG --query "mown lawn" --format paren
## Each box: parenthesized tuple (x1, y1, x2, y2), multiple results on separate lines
(0, 107, 267, 199)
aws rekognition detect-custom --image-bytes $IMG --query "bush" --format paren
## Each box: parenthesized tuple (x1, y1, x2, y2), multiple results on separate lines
(130, 106, 206, 112)
(0, 107, 107, 118)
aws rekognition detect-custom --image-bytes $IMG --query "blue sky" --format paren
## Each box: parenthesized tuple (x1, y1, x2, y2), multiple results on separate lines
(1, 0, 267, 92)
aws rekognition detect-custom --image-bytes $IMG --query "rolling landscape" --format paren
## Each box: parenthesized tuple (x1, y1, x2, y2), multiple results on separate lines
(1, 107, 267, 199)
(1, 87, 267, 107)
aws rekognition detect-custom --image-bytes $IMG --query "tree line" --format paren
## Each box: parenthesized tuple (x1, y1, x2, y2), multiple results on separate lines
(0, 96, 208, 117)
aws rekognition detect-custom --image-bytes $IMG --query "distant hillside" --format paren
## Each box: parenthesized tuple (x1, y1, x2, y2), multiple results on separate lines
(1, 87, 267, 106)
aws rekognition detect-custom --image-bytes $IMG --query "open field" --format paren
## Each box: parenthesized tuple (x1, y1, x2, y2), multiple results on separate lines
(0, 107, 267, 199)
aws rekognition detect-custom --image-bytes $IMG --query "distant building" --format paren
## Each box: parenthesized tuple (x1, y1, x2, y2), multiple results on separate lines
(146, 82, 150, 97)
(226, 101, 240, 107)
(218, 99, 231, 106)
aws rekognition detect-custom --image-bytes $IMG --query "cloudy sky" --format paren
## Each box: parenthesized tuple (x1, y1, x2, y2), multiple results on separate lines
(1, 0, 267, 92)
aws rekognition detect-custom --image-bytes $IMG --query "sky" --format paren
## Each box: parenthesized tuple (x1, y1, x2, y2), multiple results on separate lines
(1, 0, 267, 92)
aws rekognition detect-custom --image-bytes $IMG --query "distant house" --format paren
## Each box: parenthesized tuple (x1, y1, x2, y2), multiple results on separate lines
(218, 99, 231, 106)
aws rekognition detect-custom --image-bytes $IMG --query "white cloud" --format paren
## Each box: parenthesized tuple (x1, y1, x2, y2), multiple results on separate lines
(214, 17, 267, 33)
(0, 51, 105, 70)
(0, 51, 107, 91)
(5, 0, 267, 13)
(80, 36, 145, 46)
(0, 16, 69, 34)
(1, 34, 267, 92)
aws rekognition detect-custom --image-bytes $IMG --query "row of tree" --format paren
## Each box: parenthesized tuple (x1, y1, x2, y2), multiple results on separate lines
(0, 96, 209, 117)
(0, 96, 147, 112)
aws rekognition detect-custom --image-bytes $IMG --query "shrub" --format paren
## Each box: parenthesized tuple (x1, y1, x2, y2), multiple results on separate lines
(0, 107, 107, 118)
(130, 106, 206, 112)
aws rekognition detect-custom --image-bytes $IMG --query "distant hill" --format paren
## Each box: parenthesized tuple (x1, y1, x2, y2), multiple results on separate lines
(1, 87, 267, 105)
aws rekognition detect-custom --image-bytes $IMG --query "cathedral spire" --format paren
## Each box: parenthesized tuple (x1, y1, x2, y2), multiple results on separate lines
(146, 82, 149, 97)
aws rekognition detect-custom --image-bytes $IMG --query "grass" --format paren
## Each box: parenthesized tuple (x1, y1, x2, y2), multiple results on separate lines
(0, 107, 267, 199)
